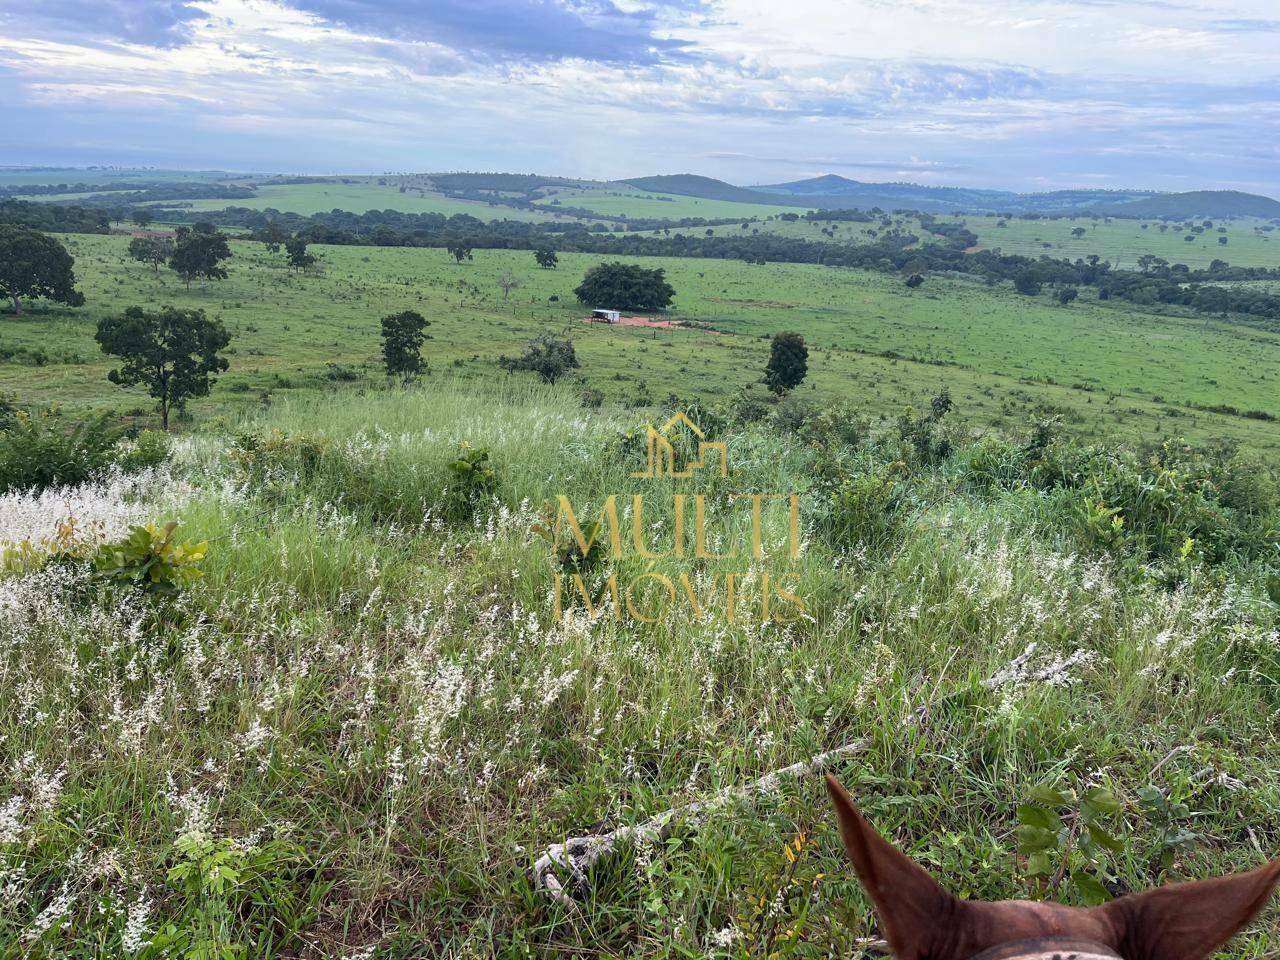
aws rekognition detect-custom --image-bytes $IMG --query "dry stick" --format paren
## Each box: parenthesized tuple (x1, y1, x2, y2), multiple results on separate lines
(532, 740, 872, 907)
(532, 642, 1052, 907)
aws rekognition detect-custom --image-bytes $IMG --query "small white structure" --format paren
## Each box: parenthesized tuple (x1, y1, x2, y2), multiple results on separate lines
(590, 308, 621, 324)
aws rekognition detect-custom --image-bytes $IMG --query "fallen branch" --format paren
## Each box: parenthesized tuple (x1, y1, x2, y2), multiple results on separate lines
(534, 642, 1073, 906)
(532, 739, 871, 907)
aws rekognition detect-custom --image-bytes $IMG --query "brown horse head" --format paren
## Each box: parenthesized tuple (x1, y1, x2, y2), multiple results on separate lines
(826, 774, 1280, 960)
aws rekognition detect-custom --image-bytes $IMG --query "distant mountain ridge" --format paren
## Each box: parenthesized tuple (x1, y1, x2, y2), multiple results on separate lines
(623, 172, 1280, 218)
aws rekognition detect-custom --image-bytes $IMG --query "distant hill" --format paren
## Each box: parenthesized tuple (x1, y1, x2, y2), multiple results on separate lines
(754, 176, 1168, 214)
(1095, 190, 1280, 220)
(625, 173, 1280, 219)
(621, 174, 812, 207)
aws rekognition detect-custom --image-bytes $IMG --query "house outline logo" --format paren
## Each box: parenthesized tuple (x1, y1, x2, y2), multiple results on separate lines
(630, 411, 728, 479)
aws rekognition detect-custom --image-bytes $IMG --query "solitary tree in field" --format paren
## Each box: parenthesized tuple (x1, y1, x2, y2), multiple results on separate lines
(132, 209, 154, 229)
(285, 236, 317, 273)
(128, 236, 173, 273)
(764, 332, 808, 395)
(0, 225, 84, 315)
(96, 305, 231, 429)
(500, 336, 579, 383)
(1057, 287, 1079, 305)
(447, 242, 474, 264)
(380, 310, 430, 376)
(1071, 226, 1086, 238)
(574, 262, 675, 312)
(534, 248, 558, 269)
(905, 273, 924, 288)
(169, 231, 232, 290)
(498, 271, 524, 300)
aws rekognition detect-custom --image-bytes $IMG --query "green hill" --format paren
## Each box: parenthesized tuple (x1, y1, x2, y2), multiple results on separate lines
(1099, 190, 1280, 219)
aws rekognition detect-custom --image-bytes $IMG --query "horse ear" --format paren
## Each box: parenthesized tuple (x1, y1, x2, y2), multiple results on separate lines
(1099, 857, 1280, 960)
(825, 774, 964, 960)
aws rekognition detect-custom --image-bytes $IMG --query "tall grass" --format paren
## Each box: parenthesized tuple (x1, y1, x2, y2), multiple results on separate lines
(0, 380, 1277, 957)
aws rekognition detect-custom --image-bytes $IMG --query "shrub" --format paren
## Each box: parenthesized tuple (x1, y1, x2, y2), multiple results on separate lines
(229, 430, 330, 487)
(444, 442, 497, 520)
(114, 429, 172, 473)
(823, 468, 911, 551)
(92, 522, 208, 596)
(0, 408, 119, 493)
(499, 336, 580, 384)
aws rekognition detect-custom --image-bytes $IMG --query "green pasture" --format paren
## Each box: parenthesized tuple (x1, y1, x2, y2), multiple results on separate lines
(3, 234, 1280, 452)
(535, 184, 804, 220)
(965, 214, 1280, 269)
(171, 180, 563, 221)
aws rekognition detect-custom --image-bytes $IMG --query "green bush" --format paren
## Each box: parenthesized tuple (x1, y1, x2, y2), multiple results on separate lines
(0, 408, 119, 492)
(823, 468, 911, 551)
(114, 429, 172, 473)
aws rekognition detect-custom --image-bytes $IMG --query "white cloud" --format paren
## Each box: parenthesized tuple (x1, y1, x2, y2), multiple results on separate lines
(0, 0, 1277, 192)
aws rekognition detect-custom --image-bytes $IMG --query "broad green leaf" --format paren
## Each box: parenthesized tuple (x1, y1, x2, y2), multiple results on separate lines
(1071, 869, 1112, 906)
(1026, 851, 1054, 877)
(1017, 824, 1057, 854)
(1017, 803, 1062, 831)
(1087, 823, 1125, 853)
(1028, 784, 1070, 807)
(1083, 786, 1122, 816)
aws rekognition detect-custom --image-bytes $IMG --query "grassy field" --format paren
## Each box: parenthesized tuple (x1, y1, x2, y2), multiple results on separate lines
(4, 234, 1280, 453)
(536, 184, 804, 220)
(964, 214, 1280, 269)
(176, 181, 565, 221)
(4, 201, 1280, 958)
(2, 380, 1278, 956)
(633, 214, 936, 245)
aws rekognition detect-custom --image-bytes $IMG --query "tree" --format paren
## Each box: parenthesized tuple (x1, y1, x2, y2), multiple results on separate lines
(131, 209, 155, 229)
(255, 221, 288, 254)
(1071, 227, 1086, 238)
(169, 231, 232, 290)
(764, 332, 808, 395)
(380, 310, 430, 376)
(285, 236, 317, 273)
(500, 336, 579, 383)
(447, 242, 474, 264)
(904, 273, 924, 288)
(498, 271, 524, 300)
(534, 248, 558, 269)
(1057, 287, 1079, 305)
(95, 306, 231, 429)
(574, 262, 675, 313)
(1013, 270, 1042, 296)
(128, 236, 173, 273)
(0, 225, 84, 315)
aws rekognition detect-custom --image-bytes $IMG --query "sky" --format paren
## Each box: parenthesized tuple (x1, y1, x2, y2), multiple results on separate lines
(1, 0, 1278, 195)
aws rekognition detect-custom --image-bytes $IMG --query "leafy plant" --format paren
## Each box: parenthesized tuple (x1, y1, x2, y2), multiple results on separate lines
(144, 831, 300, 960)
(0, 407, 119, 493)
(114, 429, 172, 473)
(1017, 781, 1124, 905)
(444, 442, 497, 520)
(1136, 785, 1198, 876)
(93, 522, 208, 596)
